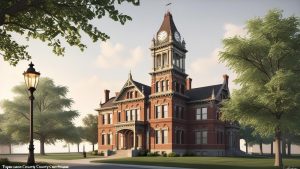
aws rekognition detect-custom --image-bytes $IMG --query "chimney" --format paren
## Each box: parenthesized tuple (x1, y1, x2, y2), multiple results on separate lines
(186, 78, 192, 90)
(223, 74, 229, 87)
(104, 89, 110, 102)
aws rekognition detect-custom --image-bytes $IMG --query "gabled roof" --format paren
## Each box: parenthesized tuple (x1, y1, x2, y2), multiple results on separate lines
(133, 80, 151, 96)
(157, 11, 179, 40)
(186, 84, 223, 101)
(101, 97, 116, 108)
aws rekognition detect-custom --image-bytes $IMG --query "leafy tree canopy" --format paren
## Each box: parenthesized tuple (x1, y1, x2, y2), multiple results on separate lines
(0, 77, 79, 154)
(82, 114, 98, 151)
(219, 9, 300, 167)
(0, 0, 139, 65)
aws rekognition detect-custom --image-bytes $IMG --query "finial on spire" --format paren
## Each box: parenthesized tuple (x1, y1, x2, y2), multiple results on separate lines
(211, 88, 216, 100)
(129, 70, 132, 80)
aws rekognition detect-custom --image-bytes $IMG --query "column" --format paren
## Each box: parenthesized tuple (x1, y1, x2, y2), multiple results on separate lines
(133, 129, 137, 150)
(115, 132, 119, 150)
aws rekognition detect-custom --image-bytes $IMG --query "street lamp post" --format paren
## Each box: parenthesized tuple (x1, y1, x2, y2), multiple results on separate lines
(23, 62, 40, 166)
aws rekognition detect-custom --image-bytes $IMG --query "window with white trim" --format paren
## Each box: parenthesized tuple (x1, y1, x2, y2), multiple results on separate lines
(162, 104, 168, 118)
(104, 114, 107, 124)
(196, 107, 208, 120)
(162, 130, 168, 144)
(155, 130, 161, 144)
(195, 130, 208, 144)
(126, 110, 130, 121)
(155, 105, 161, 119)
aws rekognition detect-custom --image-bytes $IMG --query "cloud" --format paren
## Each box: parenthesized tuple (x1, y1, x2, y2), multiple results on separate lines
(188, 23, 246, 91)
(96, 41, 144, 69)
(223, 23, 247, 38)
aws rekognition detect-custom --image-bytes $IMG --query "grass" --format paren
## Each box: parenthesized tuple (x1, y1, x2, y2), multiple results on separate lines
(93, 156, 300, 169)
(36, 152, 102, 160)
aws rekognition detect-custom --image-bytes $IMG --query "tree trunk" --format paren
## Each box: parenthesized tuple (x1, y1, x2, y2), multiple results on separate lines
(40, 137, 45, 155)
(245, 141, 248, 154)
(259, 142, 263, 155)
(68, 144, 70, 153)
(9, 143, 12, 154)
(282, 138, 286, 157)
(271, 142, 273, 156)
(92, 144, 95, 151)
(274, 127, 283, 167)
(287, 141, 291, 156)
(77, 143, 80, 153)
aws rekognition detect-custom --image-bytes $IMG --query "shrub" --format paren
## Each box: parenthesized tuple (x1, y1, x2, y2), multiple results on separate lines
(147, 152, 160, 157)
(91, 150, 98, 155)
(183, 152, 195, 157)
(167, 152, 178, 157)
(162, 152, 167, 157)
(0, 158, 10, 165)
(138, 149, 148, 156)
(98, 151, 104, 156)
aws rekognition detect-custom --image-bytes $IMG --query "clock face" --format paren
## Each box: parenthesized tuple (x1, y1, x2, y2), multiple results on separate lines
(158, 31, 167, 41)
(174, 31, 181, 42)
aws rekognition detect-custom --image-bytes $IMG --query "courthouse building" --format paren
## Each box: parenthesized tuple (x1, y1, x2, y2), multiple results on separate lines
(96, 12, 240, 156)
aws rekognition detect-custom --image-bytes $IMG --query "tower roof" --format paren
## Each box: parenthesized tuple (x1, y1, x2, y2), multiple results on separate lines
(157, 11, 179, 39)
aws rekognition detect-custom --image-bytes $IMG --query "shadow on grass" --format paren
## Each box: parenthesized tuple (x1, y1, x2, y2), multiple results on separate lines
(94, 160, 280, 169)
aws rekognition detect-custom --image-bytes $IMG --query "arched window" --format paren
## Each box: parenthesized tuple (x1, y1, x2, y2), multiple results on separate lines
(157, 54, 161, 67)
(163, 53, 168, 66)
(156, 81, 160, 92)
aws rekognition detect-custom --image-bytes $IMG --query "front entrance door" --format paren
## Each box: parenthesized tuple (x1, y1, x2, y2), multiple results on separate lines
(119, 129, 134, 150)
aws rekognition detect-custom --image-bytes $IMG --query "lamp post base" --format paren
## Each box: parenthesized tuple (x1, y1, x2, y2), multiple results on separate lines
(27, 143, 35, 166)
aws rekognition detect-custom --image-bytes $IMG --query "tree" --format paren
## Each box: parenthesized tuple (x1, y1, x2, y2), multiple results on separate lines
(0, 0, 139, 66)
(82, 114, 98, 151)
(239, 125, 255, 154)
(0, 114, 15, 154)
(219, 9, 300, 167)
(64, 126, 83, 153)
(0, 77, 79, 155)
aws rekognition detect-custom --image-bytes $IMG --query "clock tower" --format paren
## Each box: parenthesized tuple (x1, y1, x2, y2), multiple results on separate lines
(148, 11, 189, 152)
(149, 11, 188, 96)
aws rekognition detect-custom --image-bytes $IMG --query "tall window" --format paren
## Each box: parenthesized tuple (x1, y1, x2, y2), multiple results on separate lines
(195, 131, 207, 144)
(102, 115, 105, 125)
(162, 130, 168, 144)
(163, 53, 168, 66)
(130, 110, 134, 121)
(181, 84, 185, 94)
(196, 107, 207, 120)
(117, 112, 121, 122)
(104, 114, 107, 124)
(181, 107, 184, 119)
(126, 110, 130, 121)
(156, 81, 160, 92)
(161, 81, 165, 92)
(101, 134, 105, 145)
(107, 114, 111, 124)
(136, 109, 140, 120)
(155, 105, 161, 119)
(162, 105, 168, 118)
(155, 130, 161, 144)
(157, 54, 161, 67)
(107, 133, 112, 145)
(166, 80, 169, 91)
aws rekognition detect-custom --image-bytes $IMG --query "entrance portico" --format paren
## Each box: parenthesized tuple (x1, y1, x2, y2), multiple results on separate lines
(115, 121, 144, 150)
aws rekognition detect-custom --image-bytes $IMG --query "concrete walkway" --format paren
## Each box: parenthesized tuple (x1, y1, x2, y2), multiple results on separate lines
(0, 154, 191, 169)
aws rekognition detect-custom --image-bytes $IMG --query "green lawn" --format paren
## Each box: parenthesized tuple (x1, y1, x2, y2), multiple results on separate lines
(93, 156, 300, 169)
(36, 152, 102, 160)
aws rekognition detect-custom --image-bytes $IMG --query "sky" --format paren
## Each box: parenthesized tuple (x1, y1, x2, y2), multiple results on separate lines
(0, 0, 300, 152)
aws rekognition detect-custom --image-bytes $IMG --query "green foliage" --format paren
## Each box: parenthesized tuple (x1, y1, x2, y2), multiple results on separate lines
(0, 77, 79, 154)
(219, 9, 300, 136)
(0, 0, 139, 66)
(91, 150, 98, 155)
(82, 114, 98, 146)
(167, 152, 178, 157)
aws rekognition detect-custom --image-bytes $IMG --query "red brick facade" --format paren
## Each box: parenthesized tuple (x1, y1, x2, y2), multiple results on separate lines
(96, 12, 240, 156)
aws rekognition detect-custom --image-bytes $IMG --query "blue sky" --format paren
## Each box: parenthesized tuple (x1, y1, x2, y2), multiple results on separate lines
(1, 0, 300, 126)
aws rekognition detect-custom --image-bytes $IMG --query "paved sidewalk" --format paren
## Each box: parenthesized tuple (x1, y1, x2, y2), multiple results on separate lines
(0, 154, 191, 169)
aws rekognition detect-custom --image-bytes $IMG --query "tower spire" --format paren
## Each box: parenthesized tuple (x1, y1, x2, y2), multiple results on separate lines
(129, 70, 132, 80)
